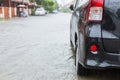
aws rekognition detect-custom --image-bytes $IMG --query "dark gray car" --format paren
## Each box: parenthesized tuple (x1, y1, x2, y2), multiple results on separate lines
(70, 0, 120, 76)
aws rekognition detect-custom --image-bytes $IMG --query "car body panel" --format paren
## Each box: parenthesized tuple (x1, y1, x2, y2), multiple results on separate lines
(102, 0, 120, 53)
(70, 0, 120, 69)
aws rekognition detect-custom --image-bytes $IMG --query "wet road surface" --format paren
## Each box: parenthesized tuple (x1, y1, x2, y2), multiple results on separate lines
(0, 13, 119, 80)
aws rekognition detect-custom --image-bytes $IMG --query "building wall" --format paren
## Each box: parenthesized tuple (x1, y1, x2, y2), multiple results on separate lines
(11, 2, 17, 17)
(14, 7, 17, 16)
(11, 7, 15, 17)
(4, 7, 9, 19)
(0, 7, 4, 18)
(0, 7, 2, 13)
(0, 2, 18, 19)
(0, 7, 12, 19)
(0, 0, 30, 19)
(9, 7, 12, 18)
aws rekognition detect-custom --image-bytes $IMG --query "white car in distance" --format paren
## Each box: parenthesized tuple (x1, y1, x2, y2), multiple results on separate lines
(35, 8, 47, 16)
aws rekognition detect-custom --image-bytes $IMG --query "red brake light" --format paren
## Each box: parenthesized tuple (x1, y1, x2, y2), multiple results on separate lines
(91, 0, 104, 7)
(86, 0, 104, 21)
(90, 44, 97, 52)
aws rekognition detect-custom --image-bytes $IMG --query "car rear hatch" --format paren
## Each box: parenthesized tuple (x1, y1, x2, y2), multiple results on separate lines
(102, 0, 120, 53)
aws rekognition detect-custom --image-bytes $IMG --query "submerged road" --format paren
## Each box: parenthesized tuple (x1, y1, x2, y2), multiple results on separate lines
(0, 13, 119, 80)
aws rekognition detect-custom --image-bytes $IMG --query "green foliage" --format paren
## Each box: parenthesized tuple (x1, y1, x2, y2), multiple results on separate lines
(29, 0, 58, 12)
(42, 0, 58, 12)
(29, 0, 42, 5)
(35, 0, 42, 5)
(31, 9, 36, 15)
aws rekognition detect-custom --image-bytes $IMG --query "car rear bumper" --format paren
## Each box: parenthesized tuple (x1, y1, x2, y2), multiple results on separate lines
(81, 23, 120, 69)
(84, 37, 120, 69)
(85, 57, 120, 69)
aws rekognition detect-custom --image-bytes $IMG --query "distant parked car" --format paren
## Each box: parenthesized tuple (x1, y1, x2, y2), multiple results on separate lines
(52, 10, 58, 13)
(35, 8, 47, 16)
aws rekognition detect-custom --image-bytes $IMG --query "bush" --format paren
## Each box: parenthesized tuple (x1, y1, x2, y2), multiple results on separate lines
(42, 0, 58, 12)
(31, 9, 36, 15)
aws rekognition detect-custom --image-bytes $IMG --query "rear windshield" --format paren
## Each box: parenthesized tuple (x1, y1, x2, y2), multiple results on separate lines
(105, 0, 120, 17)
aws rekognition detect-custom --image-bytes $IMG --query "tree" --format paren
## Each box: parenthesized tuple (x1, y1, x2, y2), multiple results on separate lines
(35, 0, 42, 5)
(29, 0, 58, 12)
(29, 0, 42, 5)
(42, 0, 58, 12)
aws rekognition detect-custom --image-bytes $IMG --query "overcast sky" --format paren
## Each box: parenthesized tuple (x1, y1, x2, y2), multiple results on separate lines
(56, 0, 73, 6)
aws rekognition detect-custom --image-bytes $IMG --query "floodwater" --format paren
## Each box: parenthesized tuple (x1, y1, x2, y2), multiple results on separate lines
(0, 13, 119, 80)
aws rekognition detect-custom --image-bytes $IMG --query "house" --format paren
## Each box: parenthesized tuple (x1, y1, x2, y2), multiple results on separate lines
(0, 0, 30, 19)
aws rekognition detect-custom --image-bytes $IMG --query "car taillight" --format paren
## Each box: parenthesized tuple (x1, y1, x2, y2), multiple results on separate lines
(90, 44, 97, 52)
(86, 0, 104, 21)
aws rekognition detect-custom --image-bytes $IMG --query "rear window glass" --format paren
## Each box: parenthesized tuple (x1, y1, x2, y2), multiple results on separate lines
(105, 0, 120, 11)
(105, 0, 120, 17)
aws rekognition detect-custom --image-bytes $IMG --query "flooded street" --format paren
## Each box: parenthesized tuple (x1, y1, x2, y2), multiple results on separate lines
(0, 13, 119, 80)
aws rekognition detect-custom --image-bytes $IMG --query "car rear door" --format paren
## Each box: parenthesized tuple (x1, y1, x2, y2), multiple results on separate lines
(102, 0, 120, 53)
